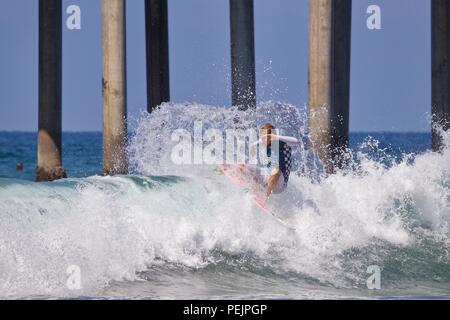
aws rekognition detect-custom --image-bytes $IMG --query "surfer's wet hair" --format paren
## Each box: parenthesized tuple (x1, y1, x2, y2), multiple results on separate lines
(260, 123, 275, 134)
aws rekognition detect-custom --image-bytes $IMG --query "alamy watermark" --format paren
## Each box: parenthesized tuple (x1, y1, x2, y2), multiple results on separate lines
(367, 5, 382, 30)
(366, 265, 381, 290)
(170, 121, 279, 169)
(63, 5, 381, 32)
(66, 5, 81, 30)
(66, 265, 82, 291)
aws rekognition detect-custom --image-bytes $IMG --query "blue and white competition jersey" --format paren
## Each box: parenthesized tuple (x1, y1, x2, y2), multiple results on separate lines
(266, 140, 292, 185)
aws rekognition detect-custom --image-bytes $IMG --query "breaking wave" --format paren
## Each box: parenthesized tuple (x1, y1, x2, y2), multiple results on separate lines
(0, 102, 449, 299)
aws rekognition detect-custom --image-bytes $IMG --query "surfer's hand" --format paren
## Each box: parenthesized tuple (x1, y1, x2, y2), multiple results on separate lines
(263, 189, 271, 202)
(269, 134, 280, 141)
(260, 134, 279, 142)
(264, 170, 281, 201)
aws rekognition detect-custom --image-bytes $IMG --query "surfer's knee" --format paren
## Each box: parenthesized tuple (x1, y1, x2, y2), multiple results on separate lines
(272, 177, 287, 194)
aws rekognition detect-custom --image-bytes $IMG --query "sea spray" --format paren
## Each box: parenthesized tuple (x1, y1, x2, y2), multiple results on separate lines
(127, 102, 308, 177)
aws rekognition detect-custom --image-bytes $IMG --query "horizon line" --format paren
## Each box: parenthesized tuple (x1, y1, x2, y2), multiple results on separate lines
(0, 130, 432, 134)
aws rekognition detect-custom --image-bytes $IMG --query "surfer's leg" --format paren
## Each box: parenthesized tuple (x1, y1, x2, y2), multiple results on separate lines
(238, 165, 266, 194)
(245, 165, 265, 184)
(271, 176, 287, 194)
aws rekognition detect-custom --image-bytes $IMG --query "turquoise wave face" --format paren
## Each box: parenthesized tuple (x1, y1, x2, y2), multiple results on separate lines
(0, 165, 449, 299)
(0, 102, 448, 299)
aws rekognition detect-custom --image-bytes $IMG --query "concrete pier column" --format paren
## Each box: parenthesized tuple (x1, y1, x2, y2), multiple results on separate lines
(102, 0, 128, 175)
(307, 0, 352, 174)
(230, 0, 256, 111)
(37, 0, 66, 182)
(432, 0, 450, 151)
(145, 0, 170, 113)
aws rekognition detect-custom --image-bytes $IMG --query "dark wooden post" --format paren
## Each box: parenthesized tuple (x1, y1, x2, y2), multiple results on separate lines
(37, 0, 66, 181)
(432, 0, 450, 151)
(145, 0, 170, 113)
(230, 0, 256, 111)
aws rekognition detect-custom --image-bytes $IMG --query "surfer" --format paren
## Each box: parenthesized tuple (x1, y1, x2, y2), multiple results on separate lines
(240, 123, 298, 200)
(217, 124, 299, 230)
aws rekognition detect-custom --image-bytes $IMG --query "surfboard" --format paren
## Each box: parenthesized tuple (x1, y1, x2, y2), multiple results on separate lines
(217, 165, 296, 231)
(251, 195, 296, 230)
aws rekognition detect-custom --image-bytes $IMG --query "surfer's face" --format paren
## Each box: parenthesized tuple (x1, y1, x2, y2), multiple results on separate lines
(259, 129, 272, 145)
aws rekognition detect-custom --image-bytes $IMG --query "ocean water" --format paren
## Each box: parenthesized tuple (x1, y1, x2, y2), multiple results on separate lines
(0, 102, 449, 300)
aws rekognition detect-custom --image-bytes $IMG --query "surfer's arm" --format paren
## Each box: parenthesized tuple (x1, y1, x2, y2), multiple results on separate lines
(258, 135, 299, 146)
(277, 135, 298, 145)
(271, 135, 298, 145)
(264, 167, 281, 199)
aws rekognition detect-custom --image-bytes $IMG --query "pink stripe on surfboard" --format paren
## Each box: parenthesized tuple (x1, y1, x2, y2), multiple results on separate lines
(219, 165, 246, 187)
(218, 165, 296, 231)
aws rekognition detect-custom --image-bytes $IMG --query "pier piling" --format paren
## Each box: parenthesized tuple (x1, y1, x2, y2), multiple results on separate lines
(230, 0, 256, 111)
(37, 0, 66, 182)
(432, 0, 450, 151)
(307, 0, 352, 174)
(101, 0, 128, 175)
(145, 0, 170, 113)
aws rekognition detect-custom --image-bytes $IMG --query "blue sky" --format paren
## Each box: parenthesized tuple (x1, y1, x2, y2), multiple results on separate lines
(0, 0, 430, 132)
